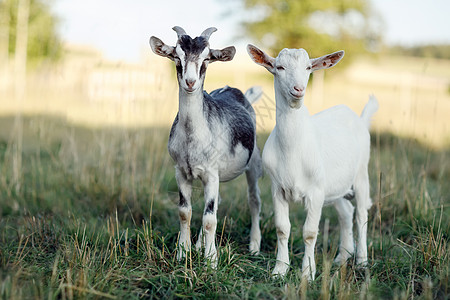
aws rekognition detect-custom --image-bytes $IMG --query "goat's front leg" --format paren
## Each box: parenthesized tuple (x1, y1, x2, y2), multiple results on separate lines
(195, 195, 222, 251)
(201, 172, 220, 268)
(175, 168, 193, 261)
(302, 190, 324, 281)
(272, 186, 290, 277)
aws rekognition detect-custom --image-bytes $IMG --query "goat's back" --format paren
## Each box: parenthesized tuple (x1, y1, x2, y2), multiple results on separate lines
(204, 87, 255, 151)
(209, 87, 256, 121)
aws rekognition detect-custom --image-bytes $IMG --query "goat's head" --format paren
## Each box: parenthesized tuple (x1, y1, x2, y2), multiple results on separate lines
(150, 27, 236, 94)
(247, 44, 344, 109)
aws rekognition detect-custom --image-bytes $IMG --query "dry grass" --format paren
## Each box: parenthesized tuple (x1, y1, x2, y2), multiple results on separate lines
(0, 50, 449, 299)
(1, 51, 449, 146)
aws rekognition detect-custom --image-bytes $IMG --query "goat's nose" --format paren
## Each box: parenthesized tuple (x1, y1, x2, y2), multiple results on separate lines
(293, 85, 304, 92)
(186, 79, 196, 89)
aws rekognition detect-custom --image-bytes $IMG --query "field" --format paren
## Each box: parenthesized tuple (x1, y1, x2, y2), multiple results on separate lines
(0, 51, 449, 299)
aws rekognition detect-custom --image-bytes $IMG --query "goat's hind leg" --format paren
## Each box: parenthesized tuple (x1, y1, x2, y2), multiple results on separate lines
(333, 198, 355, 265)
(245, 148, 262, 254)
(195, 227, 203, 252)
(175, 168, 193, 261)
(354, 169, 372, 266)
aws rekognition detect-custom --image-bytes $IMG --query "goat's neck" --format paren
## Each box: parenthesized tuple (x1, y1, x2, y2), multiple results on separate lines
(177, 87, 207, 128)
(275, 89, 312, 147)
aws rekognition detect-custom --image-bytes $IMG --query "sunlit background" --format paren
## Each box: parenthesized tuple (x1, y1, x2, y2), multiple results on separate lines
(1, 2, 450, 297)
(1, 0, 450, 146)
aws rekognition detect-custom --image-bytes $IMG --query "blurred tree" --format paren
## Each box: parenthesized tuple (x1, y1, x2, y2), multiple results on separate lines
(0, 0, 62, 66)
(389, 44, 450, 60)
(241, 0, 380, 62)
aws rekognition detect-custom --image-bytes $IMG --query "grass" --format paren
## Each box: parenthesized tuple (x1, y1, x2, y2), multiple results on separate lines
(0, 113, 449, 299)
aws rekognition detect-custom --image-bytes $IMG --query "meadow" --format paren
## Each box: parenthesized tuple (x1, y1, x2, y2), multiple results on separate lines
(0, 50, 449, 299)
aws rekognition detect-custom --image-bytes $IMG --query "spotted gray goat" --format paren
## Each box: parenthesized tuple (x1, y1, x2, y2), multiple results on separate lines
(150, 27, 262, 267)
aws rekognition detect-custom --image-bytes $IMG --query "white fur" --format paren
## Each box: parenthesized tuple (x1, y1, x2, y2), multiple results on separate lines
(247, 45, 379, 280)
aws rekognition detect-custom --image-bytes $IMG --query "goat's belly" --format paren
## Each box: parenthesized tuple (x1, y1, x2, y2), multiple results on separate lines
(321, 153, 360, 201)
(325, 181, 353, 203)
(170, 144, 249, 183)
(218, 144, 250, 182)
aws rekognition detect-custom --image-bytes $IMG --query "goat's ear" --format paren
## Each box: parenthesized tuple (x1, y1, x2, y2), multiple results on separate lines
(210, 46, 236, 63)
(310, 50, 344, 71)
(247, 44, 275, 74)
(149, 36, 175, 60)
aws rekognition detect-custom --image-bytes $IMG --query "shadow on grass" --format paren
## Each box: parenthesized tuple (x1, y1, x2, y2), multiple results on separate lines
(0, 113, 449, 299)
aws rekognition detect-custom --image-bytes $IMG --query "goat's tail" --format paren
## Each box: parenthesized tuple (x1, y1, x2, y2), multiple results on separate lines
(360, 94, 379, 129)
(245, 86, 263, 105)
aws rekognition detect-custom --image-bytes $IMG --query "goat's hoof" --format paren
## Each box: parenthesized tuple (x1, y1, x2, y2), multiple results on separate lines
(249, 241, 260, 255)
(195, 243, 202, 252)
(334, 253, 352, 266)
(272, 263, 289, 278)
(195, 239, 202, 252)
(301, 271, 315, 282)
(177, 250, 186, 261)
(177, 242, 191, 261)
(356, 257, 368, 268)
(205, 256, 218, 269)
(301, 264, 316, 282)
(211, 260, 218, 269)
(301, 267, 316, 282)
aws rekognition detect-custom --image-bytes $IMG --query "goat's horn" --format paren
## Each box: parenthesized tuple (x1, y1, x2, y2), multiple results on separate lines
(172, 26, 187, 39)
(200, 27, 217, 40)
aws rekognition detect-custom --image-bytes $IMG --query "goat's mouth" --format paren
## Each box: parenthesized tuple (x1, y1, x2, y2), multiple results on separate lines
(288, 90, 304, 109)
(183, 87, 198, 94)
(289, 90, 304, 99)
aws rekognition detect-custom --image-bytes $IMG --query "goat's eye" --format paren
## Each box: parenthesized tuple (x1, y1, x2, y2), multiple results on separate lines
(277, 66, 285, 71)
(306, 66, 312, 71)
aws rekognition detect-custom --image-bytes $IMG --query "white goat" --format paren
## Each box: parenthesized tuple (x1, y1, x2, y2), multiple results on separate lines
(247, 44, 379, 280)
(149, 27, 262, 267)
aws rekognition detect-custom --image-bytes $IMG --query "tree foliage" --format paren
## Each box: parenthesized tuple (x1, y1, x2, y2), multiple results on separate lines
(241, 0, 380, 62)
(0, 0, 62, 65)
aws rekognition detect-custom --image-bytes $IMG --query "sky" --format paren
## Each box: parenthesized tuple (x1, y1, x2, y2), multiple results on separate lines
(53, 0, 450, 62)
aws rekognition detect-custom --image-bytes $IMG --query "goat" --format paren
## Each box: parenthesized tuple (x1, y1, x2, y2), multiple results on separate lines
(247, 44, 379, 280)
(149, 27, 262, 267)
